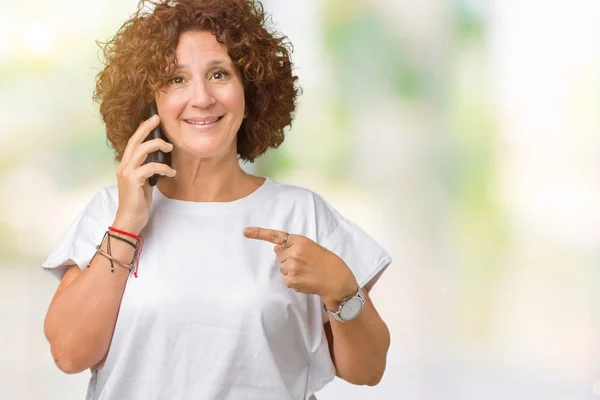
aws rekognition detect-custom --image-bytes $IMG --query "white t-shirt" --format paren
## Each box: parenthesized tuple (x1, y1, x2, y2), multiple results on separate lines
(42, 177, 392, 400)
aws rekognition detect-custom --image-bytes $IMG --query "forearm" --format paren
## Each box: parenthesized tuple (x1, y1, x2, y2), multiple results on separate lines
(44, 224, 136, 373)
(325, 291, 390, 385)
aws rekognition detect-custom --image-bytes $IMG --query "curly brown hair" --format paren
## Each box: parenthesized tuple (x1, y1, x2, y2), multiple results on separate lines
(93, 0, 300, 163)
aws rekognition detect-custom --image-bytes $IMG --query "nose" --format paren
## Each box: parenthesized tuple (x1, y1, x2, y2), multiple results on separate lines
(190, 79, 216, 109)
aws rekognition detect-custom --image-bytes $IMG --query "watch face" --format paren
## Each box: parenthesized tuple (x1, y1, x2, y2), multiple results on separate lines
(340, 297, 363, 321)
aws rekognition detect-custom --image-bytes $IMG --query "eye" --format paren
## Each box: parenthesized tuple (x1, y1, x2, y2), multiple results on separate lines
(211, 70, 230, 80)
(169, 75, 185, 85)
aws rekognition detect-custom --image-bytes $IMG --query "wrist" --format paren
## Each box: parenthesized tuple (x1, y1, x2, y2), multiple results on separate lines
(111, 218, 144, 236)
(321, 257, 358, 310)
(106, 222, 145, 278)
(323, 283, 359, 311)
(323, 297, 342, 311)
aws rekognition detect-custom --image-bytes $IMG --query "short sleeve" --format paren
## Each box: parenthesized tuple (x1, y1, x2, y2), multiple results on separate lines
(42, 188, 115, 281)
(312, 192, 392, 292)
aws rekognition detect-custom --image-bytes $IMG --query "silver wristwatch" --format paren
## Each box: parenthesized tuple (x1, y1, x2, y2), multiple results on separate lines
(322, 287, 365, 322)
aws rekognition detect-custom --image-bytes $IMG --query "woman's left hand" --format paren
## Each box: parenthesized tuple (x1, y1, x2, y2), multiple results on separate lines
(243, 227, 359, 309)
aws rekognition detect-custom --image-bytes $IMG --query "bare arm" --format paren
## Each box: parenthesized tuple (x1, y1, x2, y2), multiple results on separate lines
(43, 226, 137, 374)
(324, 289, 390, 386)
(43, 114, 176, 374)
(241, 227, 391, 386)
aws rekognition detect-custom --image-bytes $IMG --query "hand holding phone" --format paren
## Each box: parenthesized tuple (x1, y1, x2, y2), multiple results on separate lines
(143, 101, 170, 186)
(113, 105, 175, 234)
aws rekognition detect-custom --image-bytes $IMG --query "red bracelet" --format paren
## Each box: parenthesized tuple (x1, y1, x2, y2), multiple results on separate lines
(108, 226, 141, 241)
(108, 226, 144, 278)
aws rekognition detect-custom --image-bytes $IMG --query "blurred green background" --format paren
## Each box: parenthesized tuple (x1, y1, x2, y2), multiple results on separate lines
(2, 0, 600, 399)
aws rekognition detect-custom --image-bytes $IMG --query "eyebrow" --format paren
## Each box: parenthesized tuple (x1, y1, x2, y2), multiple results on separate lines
(175, 59, 233, 71)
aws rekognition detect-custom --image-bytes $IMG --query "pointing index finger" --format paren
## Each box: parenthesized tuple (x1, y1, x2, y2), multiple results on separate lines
(243, 227, 289, 246)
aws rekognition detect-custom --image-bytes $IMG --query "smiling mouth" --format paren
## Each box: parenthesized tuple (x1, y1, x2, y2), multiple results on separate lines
(184, 116, 224, 126)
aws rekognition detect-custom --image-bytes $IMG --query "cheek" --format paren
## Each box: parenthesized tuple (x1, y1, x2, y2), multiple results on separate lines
(161, 98, 186, 119)
(156, 92, 187, 120)
(220, 86, 245, 112)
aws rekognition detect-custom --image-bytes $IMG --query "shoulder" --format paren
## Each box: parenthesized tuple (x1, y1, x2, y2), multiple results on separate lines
(80, 185, 119, 216)
(265, 177, 314, 197)
(101, 185, 119, 205)
(94, 185, 119, 206)
(265, 177, 344, 235)
(265, 177, 338, 215)
(265, 177, 328, 205)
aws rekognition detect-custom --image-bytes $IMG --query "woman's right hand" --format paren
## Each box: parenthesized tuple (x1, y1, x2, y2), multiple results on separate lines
(114, 114, 176, 234)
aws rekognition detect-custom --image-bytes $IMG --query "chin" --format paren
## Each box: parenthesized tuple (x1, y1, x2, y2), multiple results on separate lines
(180, 140, 235, 160)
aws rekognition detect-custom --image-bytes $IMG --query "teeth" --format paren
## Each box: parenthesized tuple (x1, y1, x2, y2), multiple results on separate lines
(186, 117, 220, 125)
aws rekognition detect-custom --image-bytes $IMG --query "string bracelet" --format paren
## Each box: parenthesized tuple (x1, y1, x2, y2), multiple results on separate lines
(91, 231, 134, 273)
(95, 246, 134, 271)
(108, 226, 144, 278)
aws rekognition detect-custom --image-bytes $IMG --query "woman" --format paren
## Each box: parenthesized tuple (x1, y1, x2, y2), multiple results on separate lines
(42, 1, 392, 399)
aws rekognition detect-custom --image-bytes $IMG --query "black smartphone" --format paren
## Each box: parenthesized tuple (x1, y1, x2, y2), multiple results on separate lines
(143, 101, 170, 186)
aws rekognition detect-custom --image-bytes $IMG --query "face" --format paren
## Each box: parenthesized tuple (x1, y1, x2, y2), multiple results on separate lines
(155, 31, 245, 162)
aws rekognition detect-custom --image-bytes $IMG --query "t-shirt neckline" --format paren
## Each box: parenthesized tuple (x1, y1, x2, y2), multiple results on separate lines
(152, 176, 272, 215)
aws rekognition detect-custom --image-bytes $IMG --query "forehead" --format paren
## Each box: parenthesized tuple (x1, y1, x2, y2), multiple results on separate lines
(175, 31, 230, 62)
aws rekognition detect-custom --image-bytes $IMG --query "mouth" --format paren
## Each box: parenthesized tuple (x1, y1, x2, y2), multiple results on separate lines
(183, 116, 224, 127)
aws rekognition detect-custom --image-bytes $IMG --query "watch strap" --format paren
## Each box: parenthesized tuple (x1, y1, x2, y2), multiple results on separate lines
(322, 286, 365, 322)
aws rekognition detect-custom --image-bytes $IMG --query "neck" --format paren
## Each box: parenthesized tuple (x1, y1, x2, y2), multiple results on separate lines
(156, 150, 256, 202)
